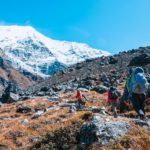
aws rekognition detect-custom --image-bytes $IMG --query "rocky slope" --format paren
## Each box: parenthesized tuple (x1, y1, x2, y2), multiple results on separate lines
(0, 55, 39, 101)
(0, 88, 149, 150)
(0, 25, 110, 77)
(0, 45, 149, 149)
(26, 46, 150, 97)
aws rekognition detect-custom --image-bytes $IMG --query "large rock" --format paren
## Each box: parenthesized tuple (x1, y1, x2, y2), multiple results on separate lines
(32, 110, 45, 119)
(77, 88, 89, 92)
(79, 115, 130, 147)
(36, 91, 45, 96)
(91, 85, 108, 94)
(16, 106, 33, 113)
(129, 53, 150, 66)
(10, 92, 19, 101)
(0, 82, 20, 103)
(108, 56, 118, 64)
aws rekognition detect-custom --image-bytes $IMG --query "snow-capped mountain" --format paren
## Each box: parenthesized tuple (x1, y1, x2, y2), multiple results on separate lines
(0, 25, 110, 77)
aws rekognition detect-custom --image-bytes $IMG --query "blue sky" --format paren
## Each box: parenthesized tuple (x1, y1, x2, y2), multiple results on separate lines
(0, 0, 150, 53)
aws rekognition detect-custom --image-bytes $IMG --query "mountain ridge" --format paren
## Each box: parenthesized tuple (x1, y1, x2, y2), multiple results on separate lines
(0, 25, 110, 77)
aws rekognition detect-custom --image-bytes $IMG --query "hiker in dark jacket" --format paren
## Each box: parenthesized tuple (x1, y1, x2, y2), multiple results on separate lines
(128, 67, 149, 120)
(107, 86, 119, 118)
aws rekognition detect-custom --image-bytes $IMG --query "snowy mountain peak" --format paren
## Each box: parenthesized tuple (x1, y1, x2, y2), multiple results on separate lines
(0, 25, 36, 39)
(0, 25, 111, 77)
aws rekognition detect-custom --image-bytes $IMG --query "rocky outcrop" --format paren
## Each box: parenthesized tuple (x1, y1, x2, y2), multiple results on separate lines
(129, 53, 150, 66)
(79, 115, 130, 147)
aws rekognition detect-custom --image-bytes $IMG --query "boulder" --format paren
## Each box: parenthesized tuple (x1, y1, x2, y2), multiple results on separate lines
(16, 106, 33, 113)
(79, 115, 130, 147)
(129, 53, 150, 66)
(108, 56, 118, 64)
(45, 89, 55, 96)
(52, 85, 63, 92)
(36, 91, 45, 96)
(103, 81, 111, 87)
(77, 88, 89, 92)
(9, 92, 20, 102)
(92, 85, 108, 94)
(32, 110, 45, 119)
(40, 87, 49, 92)
(0, 82, 20, 103)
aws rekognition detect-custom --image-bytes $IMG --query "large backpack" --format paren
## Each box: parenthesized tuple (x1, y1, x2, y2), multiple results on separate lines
(110, 87, 119, 99)
(132, 73, 148, 94)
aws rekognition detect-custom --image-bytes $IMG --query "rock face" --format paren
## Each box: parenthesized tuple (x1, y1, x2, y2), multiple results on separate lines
(79, 115, 130, 146)
(0, 54, 38, 103)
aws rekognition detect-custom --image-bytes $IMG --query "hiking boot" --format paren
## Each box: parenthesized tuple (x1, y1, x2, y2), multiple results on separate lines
(140, 115, 147, 121)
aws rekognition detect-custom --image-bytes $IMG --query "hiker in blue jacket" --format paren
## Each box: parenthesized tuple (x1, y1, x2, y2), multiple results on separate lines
(128, 67, 149, 120)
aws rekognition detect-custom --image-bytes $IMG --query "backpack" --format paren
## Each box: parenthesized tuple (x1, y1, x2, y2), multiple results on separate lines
(132, 73, 148, 94)
(110, 88, 119, 99)
(76, 90, 82, 100)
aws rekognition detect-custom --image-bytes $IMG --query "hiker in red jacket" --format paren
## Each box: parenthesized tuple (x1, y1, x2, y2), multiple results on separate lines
(76, 90, 86, 109)
(107, 86, 119, 118)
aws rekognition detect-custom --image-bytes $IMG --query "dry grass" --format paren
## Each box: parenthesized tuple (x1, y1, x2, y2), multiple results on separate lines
(105, 124, 150, 150)
(0, 85, 149, 150)
(0, 96, 93, 150)
(86, 124, 150, 150)
(29, 111, 93, 150)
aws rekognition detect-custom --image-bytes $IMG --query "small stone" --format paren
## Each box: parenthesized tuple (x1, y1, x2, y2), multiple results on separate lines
(20, 119, 29, 125)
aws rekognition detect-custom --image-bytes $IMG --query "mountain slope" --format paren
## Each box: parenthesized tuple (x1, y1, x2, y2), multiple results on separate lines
(0, 25, 110, 77)
(26, 46, 150, 95)
(0, 56, 36, 100)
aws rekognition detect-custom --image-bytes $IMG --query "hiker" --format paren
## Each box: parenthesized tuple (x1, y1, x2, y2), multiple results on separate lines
(107, 86, 119, 118)
(76, 90, 87, 109)
(128, 67, 149, 120)
(120, 68, 133, 112)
